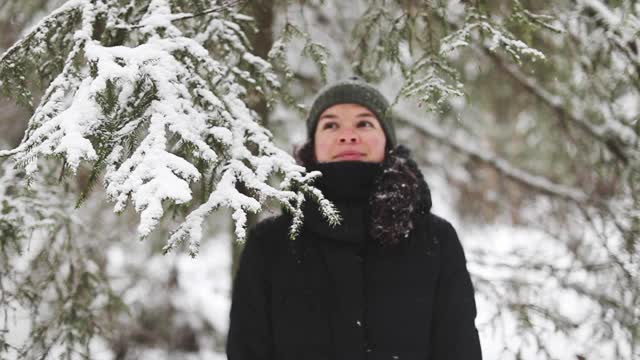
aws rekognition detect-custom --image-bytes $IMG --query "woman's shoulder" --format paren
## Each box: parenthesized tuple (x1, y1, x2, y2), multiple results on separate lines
(426, 213, 455, 233)
(423, 212, 461, 246)
(423, 213, 469, 262)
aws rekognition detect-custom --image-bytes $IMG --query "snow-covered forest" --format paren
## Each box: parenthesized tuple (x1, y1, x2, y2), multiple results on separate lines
(0, 0, 638, 359)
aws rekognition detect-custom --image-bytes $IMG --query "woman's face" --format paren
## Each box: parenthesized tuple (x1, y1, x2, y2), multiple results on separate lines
(314, 103, 387, 163)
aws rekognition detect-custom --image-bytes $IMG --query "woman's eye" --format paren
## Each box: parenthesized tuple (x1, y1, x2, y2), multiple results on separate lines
(322, 122, 338, 129)
(357, 120, 374, 128)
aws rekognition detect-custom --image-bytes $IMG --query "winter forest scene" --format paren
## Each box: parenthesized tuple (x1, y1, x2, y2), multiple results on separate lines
(0, 0, 638, 359)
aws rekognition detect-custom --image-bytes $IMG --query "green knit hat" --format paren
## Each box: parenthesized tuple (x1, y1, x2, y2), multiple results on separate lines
(306, 77, 396, 148)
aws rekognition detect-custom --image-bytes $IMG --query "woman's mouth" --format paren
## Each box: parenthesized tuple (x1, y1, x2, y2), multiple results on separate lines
(335, 151, 365, 160)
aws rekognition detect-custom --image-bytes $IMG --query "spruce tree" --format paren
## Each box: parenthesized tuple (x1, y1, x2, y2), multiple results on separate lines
(0, 0, 340, 257)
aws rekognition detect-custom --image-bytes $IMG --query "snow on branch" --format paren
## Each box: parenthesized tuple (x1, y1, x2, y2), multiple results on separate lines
(439, 11, 546, 64)
(0, 0, 84, 66)
(0, 0, 339, 255)
(0, 0, 84, 110)
(0, 161, 72, 244)
(480, 45, 638, 164)
(393, 108, 588, 203)
(575, 0, 640, 80)
(578, 0, 623, 28)
(115, 0, 246, 30)
(410, 6, 546, 113)
(162, 84, 341, 256)
(397, 57, 465, 113)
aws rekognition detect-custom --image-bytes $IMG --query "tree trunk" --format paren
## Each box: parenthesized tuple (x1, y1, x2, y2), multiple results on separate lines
(231, 0, 275, 278)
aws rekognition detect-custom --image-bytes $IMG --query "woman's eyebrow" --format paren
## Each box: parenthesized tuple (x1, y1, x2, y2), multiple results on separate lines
(319, 113, 338, 120)
(356, 112, 375, 117)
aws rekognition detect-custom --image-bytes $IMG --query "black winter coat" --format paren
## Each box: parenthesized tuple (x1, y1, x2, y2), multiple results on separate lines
(227, 162, 481, 360)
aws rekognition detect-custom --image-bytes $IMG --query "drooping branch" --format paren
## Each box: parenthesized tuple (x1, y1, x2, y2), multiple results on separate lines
(428, 2, 636, 165)
(0, 0, 339, 253)
(479, 46, 635, 165)
(0, 0, 83, 65)
(574, 0, 640, 76)
(114, 0, 248, 30)
(394, 109, 588, 203)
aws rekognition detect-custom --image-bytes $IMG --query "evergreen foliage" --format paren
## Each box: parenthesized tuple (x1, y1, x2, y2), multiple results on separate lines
(0, 0, 638, 358)
(0, 161, 125, 358)
(0, 0, 339, 257)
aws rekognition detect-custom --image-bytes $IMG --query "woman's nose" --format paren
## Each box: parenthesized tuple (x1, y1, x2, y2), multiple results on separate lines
(338, 129, 359, 143)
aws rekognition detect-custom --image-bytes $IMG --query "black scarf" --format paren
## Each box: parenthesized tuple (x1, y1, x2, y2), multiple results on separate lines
(303, 146, 432, 247)
(303, 161, 381, 246)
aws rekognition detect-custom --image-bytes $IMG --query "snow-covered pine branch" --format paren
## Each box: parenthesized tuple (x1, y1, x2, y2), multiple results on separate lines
(0, 161, 71, 253)
(439, 10, 546, 64)
(412, 5, 548, 112)
(577, 0, 640, 69)
(480, 44, 639, 165)
(0, 159, 120, 358)
(0, 0, 84, 109)
(397, 56, 465, 113)
(394, 108, 588, 203)
(0, 0, 340, 255)
(428, 2, 639, 166)
(350, 3, 548, 114)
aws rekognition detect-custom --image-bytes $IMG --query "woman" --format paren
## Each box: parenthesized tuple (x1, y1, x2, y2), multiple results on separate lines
(227, 77, 482, 360)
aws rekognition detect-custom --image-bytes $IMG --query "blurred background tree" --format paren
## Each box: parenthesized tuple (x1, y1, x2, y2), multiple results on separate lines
(0, 0, 638, 359)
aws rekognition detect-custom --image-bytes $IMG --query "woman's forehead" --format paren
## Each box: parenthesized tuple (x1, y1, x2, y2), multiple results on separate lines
(318, 103, 377, 120)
